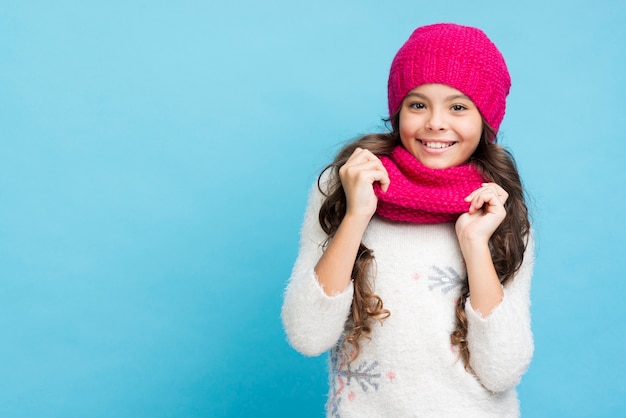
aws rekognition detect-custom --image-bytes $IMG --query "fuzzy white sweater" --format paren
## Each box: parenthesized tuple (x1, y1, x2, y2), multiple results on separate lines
(282, 180, 534, 418)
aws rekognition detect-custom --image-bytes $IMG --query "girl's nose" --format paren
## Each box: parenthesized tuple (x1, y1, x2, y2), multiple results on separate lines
(425, 110, 446, 131)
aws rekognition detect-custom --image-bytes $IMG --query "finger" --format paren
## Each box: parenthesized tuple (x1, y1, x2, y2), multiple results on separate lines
(482, 182, 509, 203)
(341, 162, 388, 190)
(377, 167, 390, 193)
(340, 159, 386, 176)
(343, 149, 389, 191)
(464, 185, 488, 203)
(465, 183, 507, 204)
(464, 184, 491, 202)
(359, 157, 390, 192)
(358, 166, 389, 186)
(348, 147, 378, 164)
(464, 188, 480, 202)
(468, 188, 504, 214)
(468, 194, 485, 214)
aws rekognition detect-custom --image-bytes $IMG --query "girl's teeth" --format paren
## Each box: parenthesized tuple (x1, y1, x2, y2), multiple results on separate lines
(423, 141, 452, 149)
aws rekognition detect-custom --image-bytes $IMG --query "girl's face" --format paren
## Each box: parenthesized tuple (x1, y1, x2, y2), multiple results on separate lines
(398, 83, 483, 169)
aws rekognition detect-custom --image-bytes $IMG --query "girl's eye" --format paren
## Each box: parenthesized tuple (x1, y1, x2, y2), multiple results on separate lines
(409, 102, 426, 110)
(451, 104, 467, 112)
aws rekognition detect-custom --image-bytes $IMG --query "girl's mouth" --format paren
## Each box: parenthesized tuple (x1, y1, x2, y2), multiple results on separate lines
(419, 140, 456, 149)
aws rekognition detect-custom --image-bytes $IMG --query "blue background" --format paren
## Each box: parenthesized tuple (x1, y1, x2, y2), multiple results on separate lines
(2, 0, 625, 417)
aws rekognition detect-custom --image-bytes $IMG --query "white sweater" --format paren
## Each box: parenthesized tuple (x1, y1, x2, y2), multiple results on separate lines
(282, 180, 534, 418)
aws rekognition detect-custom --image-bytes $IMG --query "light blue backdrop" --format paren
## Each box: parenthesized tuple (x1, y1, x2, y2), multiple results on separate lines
(1, 0, 624, 417)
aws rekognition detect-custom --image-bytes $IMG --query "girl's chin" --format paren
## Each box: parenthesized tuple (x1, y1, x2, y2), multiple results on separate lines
(412, 154, 457, 169)
(409, 150, 470, 169)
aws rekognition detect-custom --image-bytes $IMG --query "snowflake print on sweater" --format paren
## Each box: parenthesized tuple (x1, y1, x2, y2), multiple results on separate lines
(282, 188, 535, 417)
(426, 265, 465, 294)
(328, 342, 388, 418)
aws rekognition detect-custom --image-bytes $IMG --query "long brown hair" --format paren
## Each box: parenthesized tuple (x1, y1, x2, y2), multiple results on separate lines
(317, 114, 530, 365)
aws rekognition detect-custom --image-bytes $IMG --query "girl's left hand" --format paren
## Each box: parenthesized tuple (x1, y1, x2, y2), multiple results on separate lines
(455, 182, 508, 245)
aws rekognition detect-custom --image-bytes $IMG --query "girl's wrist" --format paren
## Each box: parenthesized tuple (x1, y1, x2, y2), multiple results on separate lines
(342, 211, 373, 232)
(458, 236, 491, 259)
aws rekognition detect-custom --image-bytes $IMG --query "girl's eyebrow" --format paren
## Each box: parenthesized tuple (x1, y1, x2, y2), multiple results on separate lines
(404, 92, 427, 100)
(445, 94, 472, 101)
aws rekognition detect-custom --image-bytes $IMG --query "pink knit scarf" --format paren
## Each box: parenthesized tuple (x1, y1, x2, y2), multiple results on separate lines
(373, 146, 485, 223)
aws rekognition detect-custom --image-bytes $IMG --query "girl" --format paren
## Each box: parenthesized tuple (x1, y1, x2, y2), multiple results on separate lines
(282, 23, 534, 418)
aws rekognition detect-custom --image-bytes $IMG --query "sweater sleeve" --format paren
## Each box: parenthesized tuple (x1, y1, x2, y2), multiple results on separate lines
(281, 176, 354, 357)
(465, 232, 536, 393)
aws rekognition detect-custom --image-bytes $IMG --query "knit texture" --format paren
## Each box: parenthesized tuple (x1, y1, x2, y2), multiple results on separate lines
(388, 23, 511, 133)
(282, 178, 535, 417)
(374, 145, 485, 223)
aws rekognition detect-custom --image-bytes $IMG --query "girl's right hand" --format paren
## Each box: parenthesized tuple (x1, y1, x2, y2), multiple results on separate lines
(339, 147, 390, 220)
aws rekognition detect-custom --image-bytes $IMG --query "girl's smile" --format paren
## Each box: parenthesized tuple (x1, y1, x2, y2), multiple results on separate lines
(399, 83, 483, 169)
(418, 139, 456, 150)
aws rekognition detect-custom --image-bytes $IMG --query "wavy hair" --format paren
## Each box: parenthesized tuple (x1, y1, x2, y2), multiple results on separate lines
(317, 113, 530, 365)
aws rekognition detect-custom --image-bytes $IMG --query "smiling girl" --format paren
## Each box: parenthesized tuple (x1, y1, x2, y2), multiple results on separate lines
(282, 23, 534, 417)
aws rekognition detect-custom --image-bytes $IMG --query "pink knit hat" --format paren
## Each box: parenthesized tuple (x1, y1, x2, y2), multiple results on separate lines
(388, 23, 511, 133)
